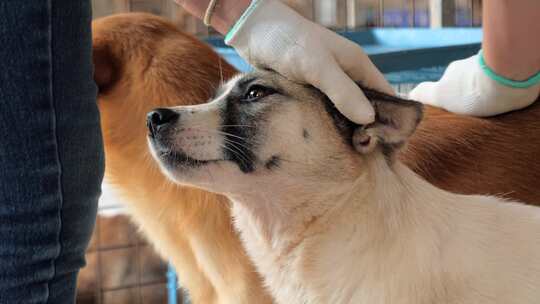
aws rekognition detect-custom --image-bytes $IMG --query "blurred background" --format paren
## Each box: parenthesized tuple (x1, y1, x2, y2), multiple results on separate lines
(92, 0, 482, 36)
(82, 1, 483, 303)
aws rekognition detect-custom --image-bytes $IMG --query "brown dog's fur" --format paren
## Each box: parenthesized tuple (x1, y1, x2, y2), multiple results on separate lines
(403, 104, 540, 204)
(93, 13, 540, 304)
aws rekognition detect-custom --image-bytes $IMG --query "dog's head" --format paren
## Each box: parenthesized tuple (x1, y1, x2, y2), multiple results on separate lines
(147, 70, 422, 196)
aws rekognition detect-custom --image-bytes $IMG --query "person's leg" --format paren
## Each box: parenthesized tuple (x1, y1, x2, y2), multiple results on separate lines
(0, 1, 103, 303)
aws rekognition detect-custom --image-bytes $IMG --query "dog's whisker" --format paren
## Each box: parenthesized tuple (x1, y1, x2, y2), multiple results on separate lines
(165, 125, 256, 166)
(215, 130, 250, 141)
(219, 143, 253, 167)
(224, 147, 253, 168)
(221, 139, 256, 163)
(220, 124, 255, 128)
(179, 127, 251, 143)
(177, 123, 255, 128)
(218, 57, 224, 85)
(222, 140, 255, 162)
(222, 137, 253, 151)
(222, 146, 249, 168)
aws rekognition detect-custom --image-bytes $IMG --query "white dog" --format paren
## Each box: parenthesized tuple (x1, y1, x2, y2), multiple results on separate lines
(147, 70, 540, 304)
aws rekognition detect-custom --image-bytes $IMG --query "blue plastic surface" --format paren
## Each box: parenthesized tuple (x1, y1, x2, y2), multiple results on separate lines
(167, 263, 178, 304)
(205, 28, 482, 83)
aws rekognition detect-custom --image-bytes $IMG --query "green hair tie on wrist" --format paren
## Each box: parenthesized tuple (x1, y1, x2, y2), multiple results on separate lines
(478, 50, 540, 89)
(225, 0, 261, 44)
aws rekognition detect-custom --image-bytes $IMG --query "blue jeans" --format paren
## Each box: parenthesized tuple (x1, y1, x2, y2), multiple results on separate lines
(0, 1, 104, 303)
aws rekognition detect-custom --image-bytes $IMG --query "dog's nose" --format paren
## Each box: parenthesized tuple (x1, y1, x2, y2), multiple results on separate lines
(147, 108, 179, 127)
(147, 108, 179, 136)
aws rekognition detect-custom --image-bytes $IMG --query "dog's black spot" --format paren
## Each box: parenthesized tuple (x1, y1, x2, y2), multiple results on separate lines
(220, 96, 259, 173)
(302, 129, 310, 140)
(218, 76, 287, 173)
(265, 155, 281, 170)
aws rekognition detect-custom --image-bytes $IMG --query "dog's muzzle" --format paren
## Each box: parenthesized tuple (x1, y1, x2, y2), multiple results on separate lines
(147, 108, 179, 137)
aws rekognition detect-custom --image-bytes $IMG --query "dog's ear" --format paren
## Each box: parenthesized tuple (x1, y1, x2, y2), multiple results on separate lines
(92, 37, 123, 94)
(353, 88, 423, 158)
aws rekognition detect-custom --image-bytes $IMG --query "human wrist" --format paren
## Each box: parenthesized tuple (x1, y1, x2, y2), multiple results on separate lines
(214, 0, 252, 34)
(178, 0, 251, 34)
(482, 0, 540, 82)
(482, 45, 540, 83)
(225, 0, 298, 46)
(479, 50, 540, 89)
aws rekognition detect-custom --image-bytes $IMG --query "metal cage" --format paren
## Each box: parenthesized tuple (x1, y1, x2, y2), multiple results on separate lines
(92, 0, 482, 37)
(76, 186, 186, 304)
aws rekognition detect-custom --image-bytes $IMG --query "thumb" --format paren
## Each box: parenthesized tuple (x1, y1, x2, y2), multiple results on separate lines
(311, 62, 375, 124)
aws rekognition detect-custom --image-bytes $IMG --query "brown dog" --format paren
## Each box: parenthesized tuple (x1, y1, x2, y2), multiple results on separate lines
(92, 13, 540, 304)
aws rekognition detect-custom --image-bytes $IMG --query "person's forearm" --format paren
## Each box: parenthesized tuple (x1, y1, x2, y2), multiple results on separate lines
(483, 0, 540, 81)
(176, 0, 251, 34)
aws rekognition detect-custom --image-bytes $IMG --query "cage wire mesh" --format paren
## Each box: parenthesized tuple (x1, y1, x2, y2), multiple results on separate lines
(83, 1, 482, 303)
(76, 184, 185, 304)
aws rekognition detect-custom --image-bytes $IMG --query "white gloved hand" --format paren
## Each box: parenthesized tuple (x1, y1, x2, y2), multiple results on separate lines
(409, 53, 540, 117)
(225, 0, 394, 124)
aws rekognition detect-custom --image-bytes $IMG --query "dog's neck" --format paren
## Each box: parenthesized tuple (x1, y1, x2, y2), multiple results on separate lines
(228, 153, 454, 303)
(230, 153, 447, 242)
(230, 174, 365, 243)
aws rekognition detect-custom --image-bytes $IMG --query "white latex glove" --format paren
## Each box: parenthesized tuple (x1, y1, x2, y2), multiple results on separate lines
(409, 53, 540, 117)
(225, 0, 395, 124)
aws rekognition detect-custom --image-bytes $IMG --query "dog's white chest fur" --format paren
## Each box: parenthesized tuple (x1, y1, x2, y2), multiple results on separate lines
(231, 158, 540, 304)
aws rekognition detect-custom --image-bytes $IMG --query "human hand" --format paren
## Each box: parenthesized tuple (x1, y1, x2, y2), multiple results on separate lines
(409, 53, 540, 117)
(225, 0, 394, 124)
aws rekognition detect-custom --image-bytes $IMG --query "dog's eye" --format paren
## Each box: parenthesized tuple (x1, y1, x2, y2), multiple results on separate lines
(243, 85, 275, 102)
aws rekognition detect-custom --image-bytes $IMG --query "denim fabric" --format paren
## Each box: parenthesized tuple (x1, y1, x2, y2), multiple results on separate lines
(0, 1, 104, 303)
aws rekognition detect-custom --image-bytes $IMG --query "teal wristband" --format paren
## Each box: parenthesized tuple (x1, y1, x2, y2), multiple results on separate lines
(224, 0, 261, 44)
(478, 50, 540, 89)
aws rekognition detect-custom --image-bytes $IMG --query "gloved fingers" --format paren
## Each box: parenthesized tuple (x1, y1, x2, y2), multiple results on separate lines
(329, 34, 395, 96)
(408, 82, 441, 107)
(408, 57, 474, 109)
(308, 61, 376, 124)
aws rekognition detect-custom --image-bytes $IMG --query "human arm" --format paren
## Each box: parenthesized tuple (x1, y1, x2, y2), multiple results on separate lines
(409, 0, 540, 116)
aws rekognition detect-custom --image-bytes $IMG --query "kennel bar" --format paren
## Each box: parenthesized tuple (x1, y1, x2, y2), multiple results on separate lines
(87, 1, 482, 304)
